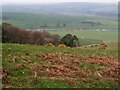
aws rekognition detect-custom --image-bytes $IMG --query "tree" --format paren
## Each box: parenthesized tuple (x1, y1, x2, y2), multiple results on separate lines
(63, 23, 66, 27)
(60, 34, 79, 47)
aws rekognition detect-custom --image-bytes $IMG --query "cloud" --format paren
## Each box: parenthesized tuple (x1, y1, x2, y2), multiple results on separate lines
(3, 0, 119, 3)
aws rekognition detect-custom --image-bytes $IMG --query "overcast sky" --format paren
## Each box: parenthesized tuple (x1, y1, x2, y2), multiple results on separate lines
(3, 0, 119, 4)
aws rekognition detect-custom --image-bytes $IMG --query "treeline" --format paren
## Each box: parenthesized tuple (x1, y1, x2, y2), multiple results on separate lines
(2, 23, 60, 45)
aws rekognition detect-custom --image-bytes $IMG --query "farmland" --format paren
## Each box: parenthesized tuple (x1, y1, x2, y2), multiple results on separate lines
(2, 12, 118, 30)
(2, 43, 119, 88)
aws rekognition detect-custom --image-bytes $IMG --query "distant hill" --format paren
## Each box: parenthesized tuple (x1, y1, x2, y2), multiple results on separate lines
(2, 2, 118, 17)
(91, 4, 118, 17)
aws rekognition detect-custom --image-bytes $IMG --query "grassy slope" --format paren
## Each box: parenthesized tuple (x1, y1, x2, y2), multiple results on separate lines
(2, 43, 119, 88)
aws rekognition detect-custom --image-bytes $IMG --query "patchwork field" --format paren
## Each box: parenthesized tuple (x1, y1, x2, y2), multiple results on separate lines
(2, 12, 118, 30)
(2, 43, 119, 88)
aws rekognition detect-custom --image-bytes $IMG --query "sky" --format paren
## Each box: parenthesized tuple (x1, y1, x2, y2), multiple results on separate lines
(2, 0, 119, 4)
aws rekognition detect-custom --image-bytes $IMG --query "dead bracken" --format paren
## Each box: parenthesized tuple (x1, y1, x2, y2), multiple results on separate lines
(28, 53, 119, 84)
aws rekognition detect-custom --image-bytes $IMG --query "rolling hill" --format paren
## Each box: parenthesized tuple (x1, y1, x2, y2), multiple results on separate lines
(2, 2, 118, 17)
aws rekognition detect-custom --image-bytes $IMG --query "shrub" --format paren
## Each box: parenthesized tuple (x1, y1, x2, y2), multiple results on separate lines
(45, 43, 55, 47)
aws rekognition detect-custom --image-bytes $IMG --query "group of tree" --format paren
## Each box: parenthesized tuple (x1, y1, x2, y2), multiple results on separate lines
(2, 23, 60, 45)
(56, 22, 66, 27)
(2, 23, 79, 47)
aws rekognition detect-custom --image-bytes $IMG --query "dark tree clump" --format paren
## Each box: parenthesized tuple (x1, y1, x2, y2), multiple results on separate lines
(60, 34, 80, 47)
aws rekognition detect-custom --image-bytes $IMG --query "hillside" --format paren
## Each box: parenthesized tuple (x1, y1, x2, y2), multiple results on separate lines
(2, 2, 118, 17)
(2, 43, 119, 88)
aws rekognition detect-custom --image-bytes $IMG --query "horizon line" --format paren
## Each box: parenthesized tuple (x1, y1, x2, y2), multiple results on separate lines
(2, 1, 118, 5)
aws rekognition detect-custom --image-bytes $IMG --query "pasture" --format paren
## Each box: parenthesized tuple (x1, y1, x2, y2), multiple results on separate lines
(49, 30, 118, 43)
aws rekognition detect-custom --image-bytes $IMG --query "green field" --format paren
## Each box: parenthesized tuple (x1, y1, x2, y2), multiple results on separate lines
(2, 12, 118, 30)
(2, 43, 119, 88)
(49, 30, 118, 42)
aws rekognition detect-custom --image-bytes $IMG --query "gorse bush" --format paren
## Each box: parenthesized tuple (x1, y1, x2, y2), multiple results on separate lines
(60, 34, 80, 47)
(45, 43, 55, 47)
(58, 44, 68, 48)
